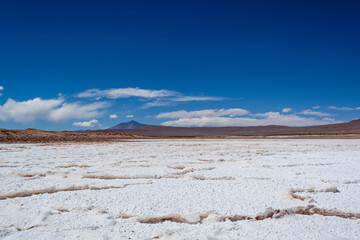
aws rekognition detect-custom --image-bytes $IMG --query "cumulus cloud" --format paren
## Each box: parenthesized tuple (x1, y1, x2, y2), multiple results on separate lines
(0, 98, 63, 122)
(312, 105, 320, 109)
(0, 86, 3, 96)
(329, 106, 359, 111)
(73, 119, 101, 128)
(161, 114, 336, 127)
(156, 108, 249, 119)
(0, 97, 108, 123)
(109, 114, 118, 119)
(299, 109, 331, 117)
(48, 101, 108, 122)
(282, 108, 292, 113)
(126, 115, 134, 118)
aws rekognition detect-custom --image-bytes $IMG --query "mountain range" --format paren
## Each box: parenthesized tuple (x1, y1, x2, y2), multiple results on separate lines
(106, 119, 360, 137)
(1, 119, 359, 143)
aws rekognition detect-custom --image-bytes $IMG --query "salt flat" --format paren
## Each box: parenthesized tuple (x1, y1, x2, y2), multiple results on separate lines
(0, 139, 359, 240)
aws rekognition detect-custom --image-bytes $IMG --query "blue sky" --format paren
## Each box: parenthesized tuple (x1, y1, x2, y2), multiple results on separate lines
(0, 0, 359, 130)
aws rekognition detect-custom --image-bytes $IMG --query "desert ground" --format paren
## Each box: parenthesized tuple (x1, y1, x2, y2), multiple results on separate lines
(0, 139, 359, 239)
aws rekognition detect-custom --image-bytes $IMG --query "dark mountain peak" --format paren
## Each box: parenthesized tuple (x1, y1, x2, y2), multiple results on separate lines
(109, 120, 144, 130)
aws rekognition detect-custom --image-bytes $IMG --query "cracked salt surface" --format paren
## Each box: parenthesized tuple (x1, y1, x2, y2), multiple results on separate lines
(0, 139, 360, 239)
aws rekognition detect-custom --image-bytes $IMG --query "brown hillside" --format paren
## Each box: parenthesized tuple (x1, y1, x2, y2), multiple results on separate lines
(108, 119, 360, 137)
(0, 128, 143, 143)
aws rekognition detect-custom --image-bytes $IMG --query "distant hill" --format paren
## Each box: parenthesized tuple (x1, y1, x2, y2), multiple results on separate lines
(1, 119, 359, 143)
(0, 128, 143, 143)
(107, 118, 360, 137)
(108, 120, 144, 130)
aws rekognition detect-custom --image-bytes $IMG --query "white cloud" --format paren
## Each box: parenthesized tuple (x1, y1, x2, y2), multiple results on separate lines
(0, 97, 108, 123)
(322, 118, 335, 122)
(73, 119, 101, 128)
(0, 86, 3, 96)
(143, 96, 223, 108)
(0, 98, 63, 122)
(142, 100, 173, 108)
(161, 114, 335, 127)
(126, 115, 134, 118)
(144, 96, 222, 107)
(329, 106, 359, 111)
(299, 109, 331, 117)
(172, 96, 223, 102)
(282, 108, 292, 113)
(109, 114, 118, 119)
(48, 102, 108, 122)
(252, 112, 282, 118)
(312, 105, 320, 109)
(156, 108, 249, 119)
(77, 87, 223, 108)
(76, 87, 176, 99)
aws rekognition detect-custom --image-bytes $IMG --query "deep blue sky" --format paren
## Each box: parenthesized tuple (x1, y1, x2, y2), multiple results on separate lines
(0, 0, 359, 130)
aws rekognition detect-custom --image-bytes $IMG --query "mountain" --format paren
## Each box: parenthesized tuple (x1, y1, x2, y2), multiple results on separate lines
(108, 120, 145, 130)
(107, 119, 360, 137)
